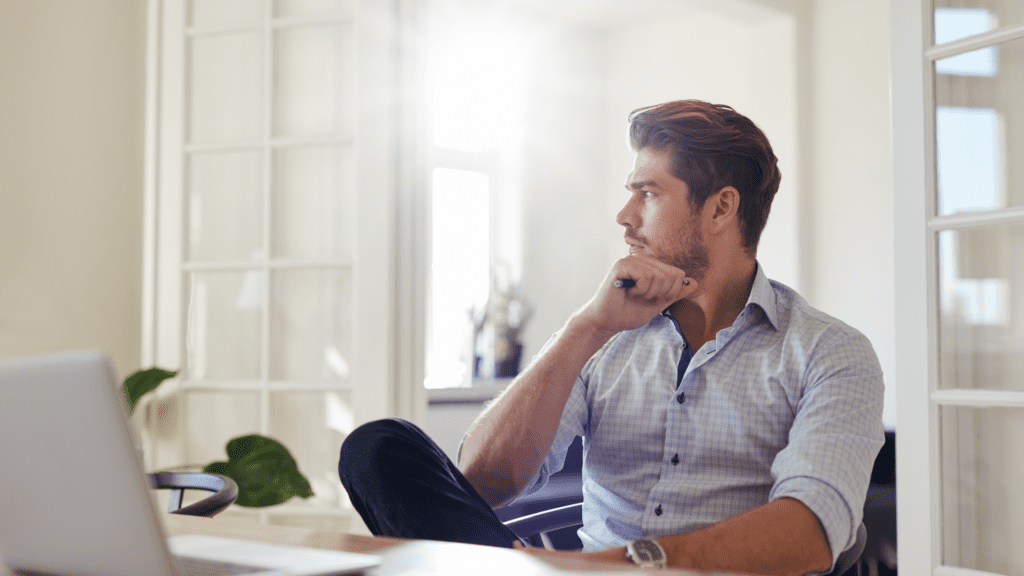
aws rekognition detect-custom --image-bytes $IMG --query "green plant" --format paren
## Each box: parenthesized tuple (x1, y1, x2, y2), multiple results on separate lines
(123, 368, 313, 508)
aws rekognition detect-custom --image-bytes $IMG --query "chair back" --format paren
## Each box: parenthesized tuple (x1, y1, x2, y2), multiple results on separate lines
(504, 502, 582, 549)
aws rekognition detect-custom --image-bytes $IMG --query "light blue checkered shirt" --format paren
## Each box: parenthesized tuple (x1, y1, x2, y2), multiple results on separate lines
(524, 264, 884, 566)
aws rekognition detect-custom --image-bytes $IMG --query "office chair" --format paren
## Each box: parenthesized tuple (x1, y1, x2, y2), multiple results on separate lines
(504, 502, 582, 550)
(860, 430, 897, 575)
(506, 503, 866, 576)
(148, 472, 238, 517)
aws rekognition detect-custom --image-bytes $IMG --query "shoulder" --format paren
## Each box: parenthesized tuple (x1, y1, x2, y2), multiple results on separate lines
(770, 279, 866, 340)
(767, 279, 881, 373)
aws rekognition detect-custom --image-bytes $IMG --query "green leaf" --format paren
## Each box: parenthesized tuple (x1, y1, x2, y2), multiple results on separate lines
(122, 368, 177, 414)
(203, 434, 314, 508)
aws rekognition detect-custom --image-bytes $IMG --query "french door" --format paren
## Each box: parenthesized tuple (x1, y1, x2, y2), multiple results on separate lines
(142, 0, 405, 532)
(892, 2, 1024, 574)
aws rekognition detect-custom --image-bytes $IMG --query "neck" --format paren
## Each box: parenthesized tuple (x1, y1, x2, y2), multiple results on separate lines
(668, 256, 757, 351)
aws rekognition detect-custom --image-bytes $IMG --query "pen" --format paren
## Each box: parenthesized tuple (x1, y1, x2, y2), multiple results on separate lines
(613, 278, 690, 288)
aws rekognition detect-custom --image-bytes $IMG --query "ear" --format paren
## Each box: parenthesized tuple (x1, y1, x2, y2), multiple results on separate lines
(705, 186, 741, 235)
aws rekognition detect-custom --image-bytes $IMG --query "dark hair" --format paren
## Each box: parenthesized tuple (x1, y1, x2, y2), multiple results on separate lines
(628, 100, 781, 254)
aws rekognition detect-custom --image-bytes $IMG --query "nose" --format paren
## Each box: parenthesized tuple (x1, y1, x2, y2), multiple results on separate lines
(616, 195, 640, 229)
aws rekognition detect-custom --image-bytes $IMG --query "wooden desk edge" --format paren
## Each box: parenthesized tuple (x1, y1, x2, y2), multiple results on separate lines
(162, 514, 707, 574)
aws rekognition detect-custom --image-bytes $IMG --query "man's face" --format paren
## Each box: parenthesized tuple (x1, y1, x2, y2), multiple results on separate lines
(618, 147, 710, 279)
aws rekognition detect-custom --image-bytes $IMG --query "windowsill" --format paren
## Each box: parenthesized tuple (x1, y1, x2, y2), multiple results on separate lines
(426, 378, 513, 405)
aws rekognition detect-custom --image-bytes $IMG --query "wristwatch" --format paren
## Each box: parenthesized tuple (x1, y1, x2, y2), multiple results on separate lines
(626, 539, 667, 569)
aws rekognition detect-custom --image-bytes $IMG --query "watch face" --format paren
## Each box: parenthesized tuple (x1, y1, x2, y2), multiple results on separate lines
(628, 539, 667, 569)
(633, 540, 664, 562)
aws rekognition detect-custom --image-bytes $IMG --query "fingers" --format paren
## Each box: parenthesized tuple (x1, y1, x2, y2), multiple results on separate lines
(580, 255, 698, 336)
(614, 255, 697, 305)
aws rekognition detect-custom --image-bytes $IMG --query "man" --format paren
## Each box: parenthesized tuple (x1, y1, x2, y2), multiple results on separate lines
(339, 100, 884, 576)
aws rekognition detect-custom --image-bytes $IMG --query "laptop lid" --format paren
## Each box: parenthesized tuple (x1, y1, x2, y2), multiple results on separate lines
(0, 351, 180, 576)
(0, 351, 380, 576)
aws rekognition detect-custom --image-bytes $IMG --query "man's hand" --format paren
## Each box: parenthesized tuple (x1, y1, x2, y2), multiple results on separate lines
(578, 254, 697, 337)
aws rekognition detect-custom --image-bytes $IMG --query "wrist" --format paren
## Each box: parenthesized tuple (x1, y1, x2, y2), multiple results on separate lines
(565, 312, 618, 349)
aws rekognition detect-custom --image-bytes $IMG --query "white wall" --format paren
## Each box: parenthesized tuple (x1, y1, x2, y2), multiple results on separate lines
(807, 0, 896, 428)
(0, 1, 146, 378)
(518, 24, 610, 361)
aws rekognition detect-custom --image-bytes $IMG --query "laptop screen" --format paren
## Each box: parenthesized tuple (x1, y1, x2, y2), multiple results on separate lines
(0, 351, 179, 576)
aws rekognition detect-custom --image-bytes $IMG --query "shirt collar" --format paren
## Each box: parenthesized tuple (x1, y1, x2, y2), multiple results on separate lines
(745, 262, 779, 330)
(658, 262, 779, 332)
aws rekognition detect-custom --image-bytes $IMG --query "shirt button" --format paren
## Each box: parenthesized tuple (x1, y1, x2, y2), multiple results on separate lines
(655, 505, 663, 516)
(676, 392, 685, 404)
(671, 454, 679, 465)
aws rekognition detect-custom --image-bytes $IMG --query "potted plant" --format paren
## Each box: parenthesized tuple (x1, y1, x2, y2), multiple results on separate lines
(470, 265, 533, 378)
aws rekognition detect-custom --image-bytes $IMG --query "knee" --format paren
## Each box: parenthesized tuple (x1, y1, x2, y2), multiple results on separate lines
(338, 418, 422, 480)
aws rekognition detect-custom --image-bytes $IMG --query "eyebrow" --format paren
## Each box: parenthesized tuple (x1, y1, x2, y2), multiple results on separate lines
(626, 179, 660, 191)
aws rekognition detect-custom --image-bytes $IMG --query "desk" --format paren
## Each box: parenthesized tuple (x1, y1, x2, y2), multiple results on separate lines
(0, 514, 708, 575)
(162, 514, 701, 575)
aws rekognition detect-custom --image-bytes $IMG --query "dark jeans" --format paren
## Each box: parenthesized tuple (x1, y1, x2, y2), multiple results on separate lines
(337, 418, 524, 547)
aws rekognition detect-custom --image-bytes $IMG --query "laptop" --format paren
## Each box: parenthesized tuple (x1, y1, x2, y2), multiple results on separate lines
(0, 351, 381, 576)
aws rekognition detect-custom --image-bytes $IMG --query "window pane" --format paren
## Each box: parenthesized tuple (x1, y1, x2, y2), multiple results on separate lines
(273, 25, 355, 138)
(268, 391, 350, 507)
(187, 150, 263, 262)
(185, 390, 261, 465)
(185, 271, 263, 380)
(271, 145, 354, 261)
(940, 406, 1024, 574)
(190, 0, 264, 26)
(937, 223, 1024, 390)
(933, 3, 1024, 42)
(935, 36, 1024, 215)
(426, 168, 490, 388)
(190, 33, 264, 143)
(270, 269, 352, 381)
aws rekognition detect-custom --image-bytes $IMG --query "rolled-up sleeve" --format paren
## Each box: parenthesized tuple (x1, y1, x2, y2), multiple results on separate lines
(769, 328, 885, 570)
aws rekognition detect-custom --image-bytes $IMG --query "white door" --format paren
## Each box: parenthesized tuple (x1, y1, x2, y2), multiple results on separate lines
(142, 0, 401, 532)
(892, 2, 1024, 574)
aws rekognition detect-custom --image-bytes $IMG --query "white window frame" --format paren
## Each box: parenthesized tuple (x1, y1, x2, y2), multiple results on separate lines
(892, 3, 1024, 575)
(141, 0, 418, 529)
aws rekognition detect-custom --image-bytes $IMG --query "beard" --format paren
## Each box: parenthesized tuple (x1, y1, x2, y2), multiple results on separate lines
(666, 226, 710, 280)
(626, 223, 710, 280)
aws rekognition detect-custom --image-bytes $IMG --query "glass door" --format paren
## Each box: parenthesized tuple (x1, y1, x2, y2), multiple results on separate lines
(893, 2, 1024, 574)
(145, 0, 398, 533)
